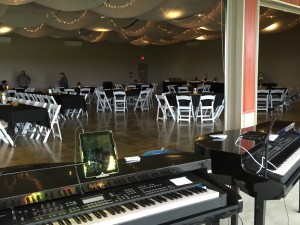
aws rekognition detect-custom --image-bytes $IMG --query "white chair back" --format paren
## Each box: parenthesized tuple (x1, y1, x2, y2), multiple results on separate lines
(176, 95, 194, 123)
(113, 91, 127, 112)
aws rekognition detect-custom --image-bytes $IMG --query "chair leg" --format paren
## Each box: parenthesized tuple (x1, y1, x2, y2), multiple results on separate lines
(43, 129, 51, 143)
(0, 129, 14, 146)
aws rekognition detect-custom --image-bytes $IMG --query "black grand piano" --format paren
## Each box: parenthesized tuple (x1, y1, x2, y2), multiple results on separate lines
(0, 153, 242, 225)
(195, 121, 300, 225)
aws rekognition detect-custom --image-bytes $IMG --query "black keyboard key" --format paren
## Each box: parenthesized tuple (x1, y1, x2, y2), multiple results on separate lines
(111, 206, 121, 214)
(173, 192, 183, 198)
(169, 193, 179, 199)
(148, 199, 156, 205)
(152, 196, 163, 203)
(84, 213, 93, 221)
(130, 202, 139, 209)
(116, 205, 126, 212)
(98, 210, 108, 217)
(106, 208, 116, 215)
(178, 190, 189, 196)
(189, 187, 201, 193)
(184, 190, 193, 195)
(124, 203, 134, 210)
(143, 199, 153, 206)
(78, 215, 87, 223)
(158, 196, 168, 202)
(64, 219, 72, 225)
(93, 211, 102, 219)
(136, 200, 147, 207)
(58, 220, 65, 225)
(73, 216, 82, 224)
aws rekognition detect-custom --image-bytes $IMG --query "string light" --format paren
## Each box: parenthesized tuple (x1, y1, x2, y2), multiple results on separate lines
(119, 21, 152, 36)
(287, 16, 300, 27)
(157, 24, 178, 35)
(52, 10, 88, 25)
(104, 0, 136, 9)
(80, 32, 105, 42)
(130, 36, 152, 45)
(23, 24, 45, 33)
(153, 39, 180, 45)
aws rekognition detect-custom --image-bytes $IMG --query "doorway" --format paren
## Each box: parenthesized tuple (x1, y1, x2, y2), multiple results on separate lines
(138, 63, 148, 84)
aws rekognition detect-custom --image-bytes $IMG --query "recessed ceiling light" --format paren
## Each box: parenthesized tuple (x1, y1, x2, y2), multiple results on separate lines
(263, 22, 279, 32)
(0, 26, 13, 34)
(195, 35, 206, 40)
(94, 28, 111, 32)
(165, 10, 183, 19)
(199, 26, 212, 31)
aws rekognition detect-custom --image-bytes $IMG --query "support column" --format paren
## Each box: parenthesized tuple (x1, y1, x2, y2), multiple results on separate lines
(224, 0, 260, 130)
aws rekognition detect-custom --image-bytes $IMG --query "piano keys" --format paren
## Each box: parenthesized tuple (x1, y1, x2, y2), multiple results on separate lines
(242, 129, 300, 183)
(195, 120, 300, 225)
(0, 152, 242, 225)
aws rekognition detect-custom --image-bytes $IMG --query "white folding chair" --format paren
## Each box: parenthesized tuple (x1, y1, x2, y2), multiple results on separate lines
(0, 121, 14, 146)
(95, 90, 112, 112)
(195, 95, 215, 123)
(147, 88, 155, 108)
(18, 92, 25, 100)
(7, 90, 16, 97)
(80, 88, 91, 104)
(176, 95, 195, 123)
(155, 95, 167, 121)
(178, 86, 189, 93)
(77, 93, 89, 118)
(47, 96, 57, 105)
(167, 85, 176, 93)
(141, 84, 149, 89)
(127, 84, 136, 89)
(25, 88, 35, 92)
(113, 91, 127, 112)
(203, 85, 211, 92)
(25, 102, 48, 139)
(64, 88, 76, 94)
(19, 99, 27, 104)
(257, 90, 270, 111)
(7, 97, 16, 101)
(163, 95, 176, 121)
(214, 99, 225, 118)
(283, 87, 292, 110)
(134, 90, 150, 111)
(114, 84, 124, 89)
(43, 104, 62, 143)
(270, 89, 285, 109)
(151, 83, 158, 95)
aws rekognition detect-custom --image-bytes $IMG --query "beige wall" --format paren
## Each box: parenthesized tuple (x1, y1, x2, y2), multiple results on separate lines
(0, 34, 223, 91)
(0, 24, 299, 93)
(258, 25, 300, 94)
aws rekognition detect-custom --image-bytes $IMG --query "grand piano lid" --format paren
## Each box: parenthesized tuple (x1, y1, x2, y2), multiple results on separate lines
(195, 121, 295, 155)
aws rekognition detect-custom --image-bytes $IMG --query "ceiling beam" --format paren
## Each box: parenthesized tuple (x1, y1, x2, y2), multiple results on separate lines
(261, 0, 300, 15)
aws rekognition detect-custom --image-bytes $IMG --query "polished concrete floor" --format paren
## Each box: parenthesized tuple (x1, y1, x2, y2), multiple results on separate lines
(1, 100, 300, 225)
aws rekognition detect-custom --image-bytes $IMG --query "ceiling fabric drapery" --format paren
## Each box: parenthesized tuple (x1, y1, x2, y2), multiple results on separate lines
(0, 0, 299, 45)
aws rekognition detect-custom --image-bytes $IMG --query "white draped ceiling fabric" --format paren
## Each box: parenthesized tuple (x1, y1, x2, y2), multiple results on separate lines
(0, 0, 299, 46)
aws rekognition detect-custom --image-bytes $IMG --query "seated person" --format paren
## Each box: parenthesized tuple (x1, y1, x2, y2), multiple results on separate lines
(0, 80, 8, 91)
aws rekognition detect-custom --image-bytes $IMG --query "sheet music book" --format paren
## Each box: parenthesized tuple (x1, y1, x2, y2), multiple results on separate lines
(79, 130, 119, 178)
